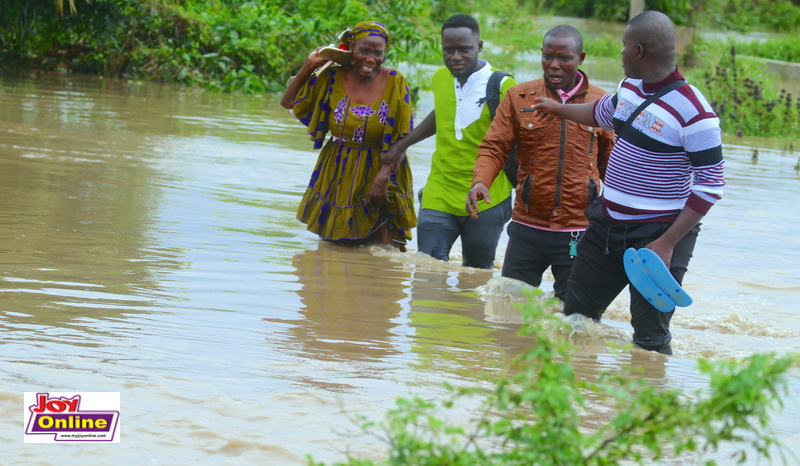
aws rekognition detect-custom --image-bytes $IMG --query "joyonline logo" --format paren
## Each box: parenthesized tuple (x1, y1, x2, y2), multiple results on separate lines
(24, 392, 120, 443)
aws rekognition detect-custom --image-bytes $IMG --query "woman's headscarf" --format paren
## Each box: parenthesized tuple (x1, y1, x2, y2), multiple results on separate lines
(341, 21, 392, 49)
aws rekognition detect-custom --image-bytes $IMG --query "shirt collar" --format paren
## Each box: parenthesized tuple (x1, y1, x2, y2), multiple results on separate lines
(642, 67, 685, 93)
(555, 70, 586, 103)
(454, 60, 490, 88)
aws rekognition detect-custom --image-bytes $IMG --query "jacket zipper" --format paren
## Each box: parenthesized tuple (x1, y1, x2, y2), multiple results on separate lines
(555, 120, 566, 208)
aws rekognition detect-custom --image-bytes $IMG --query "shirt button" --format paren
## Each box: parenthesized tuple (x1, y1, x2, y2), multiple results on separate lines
(528, 123, 533, 128)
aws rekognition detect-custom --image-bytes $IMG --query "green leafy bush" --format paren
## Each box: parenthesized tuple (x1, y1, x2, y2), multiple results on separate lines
(690, 46, 800, 138)
(1, 1, 798, 96)
(703, 0, 800, 32)
(0, 0, 440, 94)
(539, 0, 800, 31)
(314, 291, 799, 465)
(735, 37, 800, 64)
(546, 0, 628, 23)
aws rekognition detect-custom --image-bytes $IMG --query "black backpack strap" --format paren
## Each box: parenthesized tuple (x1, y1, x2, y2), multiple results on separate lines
(477, 70, 518, 187)
(478, 70, 511, 119)
(618, 80, 687, 137)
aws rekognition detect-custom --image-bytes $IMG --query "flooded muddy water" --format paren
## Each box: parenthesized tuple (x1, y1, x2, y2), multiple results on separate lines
(1, 70, 798, 464)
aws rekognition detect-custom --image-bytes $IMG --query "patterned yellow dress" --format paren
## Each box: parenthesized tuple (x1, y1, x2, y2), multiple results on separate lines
(291, 65, 416, 245)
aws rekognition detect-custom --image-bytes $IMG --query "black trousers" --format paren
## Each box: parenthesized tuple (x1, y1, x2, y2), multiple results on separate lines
(563, 202, 700, 354)
(501, 222, 583, 301)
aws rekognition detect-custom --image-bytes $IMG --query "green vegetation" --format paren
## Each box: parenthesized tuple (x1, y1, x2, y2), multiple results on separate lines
(313, 291, 799, 465)
(735, 37, 800, 64)
(1, 0, 798, 137)
(542, 0, 800, 31)
(0, 0, 441, 93)
(476, 6, 799, 140)
(3, 1, 799, 90)
(689, 46, 800, 138)
(700, 0, 800, 32)
(478, 29, 621, 72)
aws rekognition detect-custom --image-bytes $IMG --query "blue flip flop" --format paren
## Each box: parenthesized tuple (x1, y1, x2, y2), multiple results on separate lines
(623, 248, 693, 313)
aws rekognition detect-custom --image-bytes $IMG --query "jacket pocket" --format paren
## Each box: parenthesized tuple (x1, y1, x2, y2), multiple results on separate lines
(519, 116, 546, 132)
(578, 123, 600, 133)
(521, 174, 532, 212)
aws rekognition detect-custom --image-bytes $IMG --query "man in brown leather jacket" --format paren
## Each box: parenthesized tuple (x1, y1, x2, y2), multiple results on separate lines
(467, 24, 614, 301)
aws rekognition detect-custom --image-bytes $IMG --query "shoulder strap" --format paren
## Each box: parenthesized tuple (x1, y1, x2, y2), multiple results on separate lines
(618, 80, 687, 136)
(478, 70, 512, 120)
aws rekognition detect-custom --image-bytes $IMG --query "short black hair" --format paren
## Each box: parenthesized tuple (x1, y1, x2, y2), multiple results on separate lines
(442, 14, 480, 35)
(544, 24, 583, 52)
(627, 10, 675, 59)
(629, 10, 671, 29)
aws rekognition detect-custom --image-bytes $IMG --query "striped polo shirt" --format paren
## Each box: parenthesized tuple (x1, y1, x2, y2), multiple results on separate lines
(593, 70, 725, 222)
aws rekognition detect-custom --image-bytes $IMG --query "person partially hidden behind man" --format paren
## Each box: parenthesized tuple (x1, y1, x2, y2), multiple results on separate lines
(467, 25, 614, 301)
(531, 11, 725, 354)
(381, 14, 516, 268)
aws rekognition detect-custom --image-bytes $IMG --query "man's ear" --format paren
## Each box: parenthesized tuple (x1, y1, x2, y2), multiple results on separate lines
(477, 39, 484, 53)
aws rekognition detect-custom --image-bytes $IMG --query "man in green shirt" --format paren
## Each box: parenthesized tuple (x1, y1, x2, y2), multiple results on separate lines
(380, 14, 515, 268)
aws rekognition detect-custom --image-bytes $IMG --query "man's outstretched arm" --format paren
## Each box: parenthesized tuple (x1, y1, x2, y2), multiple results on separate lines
(531, 97, 597, 126)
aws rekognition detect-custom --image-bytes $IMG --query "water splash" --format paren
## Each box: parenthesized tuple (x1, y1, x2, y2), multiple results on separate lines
(676, 311, 800, 338)
(561, 313, 605, 338)
(476, 276, 533, 299)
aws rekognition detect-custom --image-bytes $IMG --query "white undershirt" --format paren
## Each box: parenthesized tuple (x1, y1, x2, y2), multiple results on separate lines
(453, 61, 493, 140)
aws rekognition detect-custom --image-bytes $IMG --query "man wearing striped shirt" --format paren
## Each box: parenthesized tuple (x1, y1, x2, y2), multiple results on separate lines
(532, 11, 725, 354)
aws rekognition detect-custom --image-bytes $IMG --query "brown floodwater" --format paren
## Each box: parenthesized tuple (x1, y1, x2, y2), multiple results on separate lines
(1, 69, 798, 464)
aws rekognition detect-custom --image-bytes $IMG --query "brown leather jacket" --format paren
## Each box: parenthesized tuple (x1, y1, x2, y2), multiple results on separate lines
(473, 72, 614, 230)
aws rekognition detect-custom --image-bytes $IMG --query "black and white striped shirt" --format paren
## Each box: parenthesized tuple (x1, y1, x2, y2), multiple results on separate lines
(593, 72, 725, 222)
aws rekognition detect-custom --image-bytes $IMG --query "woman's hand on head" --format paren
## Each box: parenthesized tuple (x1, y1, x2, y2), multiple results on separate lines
(307, 48, 328, 69)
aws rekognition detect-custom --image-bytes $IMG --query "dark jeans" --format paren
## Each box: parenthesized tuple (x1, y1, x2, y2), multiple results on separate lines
(563, 202, 700, 354)
(501, 222, 583, 301)
(416, 196, 512, 269)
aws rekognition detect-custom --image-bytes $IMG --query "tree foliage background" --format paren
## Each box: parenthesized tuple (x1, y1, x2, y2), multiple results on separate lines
(1, 0, 798, 138)
(1, 0, 798, 94)
(0, 0, 445, 93)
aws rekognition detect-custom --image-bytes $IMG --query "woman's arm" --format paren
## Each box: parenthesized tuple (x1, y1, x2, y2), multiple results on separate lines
(280, 51, 328, 109)
(380, 110, 436, 170)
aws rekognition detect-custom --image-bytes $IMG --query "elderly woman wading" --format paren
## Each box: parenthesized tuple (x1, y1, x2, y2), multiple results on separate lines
(281, 22, 416, 250)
